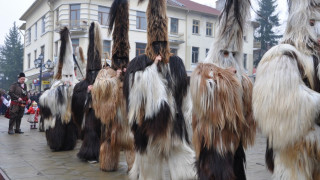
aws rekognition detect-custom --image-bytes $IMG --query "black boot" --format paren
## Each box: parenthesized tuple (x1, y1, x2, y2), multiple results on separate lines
(15, 129, 24, 134)
(8, 129, 14, 135)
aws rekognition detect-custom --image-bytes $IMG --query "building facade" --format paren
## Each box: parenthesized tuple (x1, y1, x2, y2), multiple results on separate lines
(20, 0, 257, 91)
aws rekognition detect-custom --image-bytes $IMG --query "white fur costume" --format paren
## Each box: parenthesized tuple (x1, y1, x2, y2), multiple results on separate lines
(253, 0, 320, 179)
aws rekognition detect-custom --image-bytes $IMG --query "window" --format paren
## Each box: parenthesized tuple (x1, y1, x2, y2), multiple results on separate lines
(34, 23, 37, 40)
(41, 16, 45, 34)
(34, 50, 37, 63)
(98, 6, 110, 26)
(27, 53, 31, 69)
(54, 41, 58, 57)
(243, 54, 247, 70)
(206, 48, 209, 57)
(41, 45, 45, 61)
(71, 39, 79, 53)
(70, 4, 81, 27)
(136, 43, 146, 56)
(171, 18, 179, 34)
(27, 28, 31, 44)
(206, 22, 213, 36)
(170, 48, 178, 55)
(136, 11, 147, 30)
(192, 47, 199, 63)
(193, 20, 199, 34)
(103, 40, 111, 59)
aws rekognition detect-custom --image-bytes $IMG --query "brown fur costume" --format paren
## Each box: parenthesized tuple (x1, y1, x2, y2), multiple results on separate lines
(190, 0, 256, 179)
(91, 0, 135, 172)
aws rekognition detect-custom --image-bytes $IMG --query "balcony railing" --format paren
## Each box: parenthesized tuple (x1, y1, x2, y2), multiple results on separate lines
(169, 33, 185, 45)
(55, 19, 88, 33)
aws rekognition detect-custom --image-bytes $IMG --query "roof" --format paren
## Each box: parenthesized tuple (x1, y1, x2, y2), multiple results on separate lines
(172, 0, 220, 16)
(20, 0, 42, 21)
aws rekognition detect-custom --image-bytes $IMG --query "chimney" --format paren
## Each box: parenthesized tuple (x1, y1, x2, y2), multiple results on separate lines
(216, 0, 225, 11)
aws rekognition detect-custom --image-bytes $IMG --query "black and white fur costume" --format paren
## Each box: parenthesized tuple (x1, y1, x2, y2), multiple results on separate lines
(39, 27, 78, 151)
(123, 54, 195, 179)
(71, 22, 102, 162)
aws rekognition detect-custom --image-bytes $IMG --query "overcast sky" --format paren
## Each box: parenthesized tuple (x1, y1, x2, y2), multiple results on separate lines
(0, 0, 287, 46)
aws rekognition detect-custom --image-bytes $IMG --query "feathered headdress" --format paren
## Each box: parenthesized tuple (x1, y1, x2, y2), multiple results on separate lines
(55, 27, 75, 80)
(108, 0, 130, 71)
(205, 0, 251, 72)
(138, 0, 170, 63)
(282, 0, 320, 55)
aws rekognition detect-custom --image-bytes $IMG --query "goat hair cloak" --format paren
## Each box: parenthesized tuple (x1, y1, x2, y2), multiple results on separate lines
(123, 54, 196, 180)
(39, 27, 78, 151)
(90, 0, 135, 172)
(190, 0, 256, 179)
(71, 21, 102, 161)
(253, 0, 320, 179)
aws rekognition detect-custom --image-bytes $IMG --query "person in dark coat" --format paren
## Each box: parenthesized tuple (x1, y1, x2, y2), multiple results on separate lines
(8, 73, 31, 134)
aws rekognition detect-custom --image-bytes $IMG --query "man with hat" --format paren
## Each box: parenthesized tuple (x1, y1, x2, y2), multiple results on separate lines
(8, 72, 31, 134)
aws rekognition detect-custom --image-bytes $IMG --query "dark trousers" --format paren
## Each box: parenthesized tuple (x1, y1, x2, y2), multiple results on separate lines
(8, 105, 25, 130)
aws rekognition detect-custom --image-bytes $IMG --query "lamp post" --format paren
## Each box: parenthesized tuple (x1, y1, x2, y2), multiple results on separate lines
(34, 54, 44, 93)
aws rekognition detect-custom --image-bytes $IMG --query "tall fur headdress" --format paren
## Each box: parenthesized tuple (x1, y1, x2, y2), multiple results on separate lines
(282, 0, 320, 55)
(205, 0, 250, 71)
(55, 27, 75, 80)
(138, 0, 170, 63)
(87, 22, 102, 75)
(108, 0, 130, 71)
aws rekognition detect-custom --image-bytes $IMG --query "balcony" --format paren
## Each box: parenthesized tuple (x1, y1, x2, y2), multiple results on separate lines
(55, 19, 88, 33)
(169, 33, 185, 45)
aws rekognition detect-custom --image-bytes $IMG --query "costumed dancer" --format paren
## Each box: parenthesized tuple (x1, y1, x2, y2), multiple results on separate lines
(71, 22, 102, 162)
(91, 0, 135, 171)
(123, 0, 196, 179)
(253, 0, 320, 179)
(39, 27, 78, 151)
(190, 0, 256, 179)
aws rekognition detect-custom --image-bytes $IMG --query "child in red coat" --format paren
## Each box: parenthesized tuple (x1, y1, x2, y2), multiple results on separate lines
(27, 101, 40, 129)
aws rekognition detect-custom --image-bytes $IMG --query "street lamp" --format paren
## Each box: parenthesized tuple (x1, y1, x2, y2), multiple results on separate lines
(34, 54, 44, 92)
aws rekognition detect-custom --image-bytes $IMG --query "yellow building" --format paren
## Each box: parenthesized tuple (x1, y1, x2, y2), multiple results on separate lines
(20, 0, 258, 91)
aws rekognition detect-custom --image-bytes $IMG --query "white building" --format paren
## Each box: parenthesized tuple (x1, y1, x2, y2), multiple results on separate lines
(20, 0, 258, 91)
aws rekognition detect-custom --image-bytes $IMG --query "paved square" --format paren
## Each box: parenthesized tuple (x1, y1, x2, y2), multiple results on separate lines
(0, 115, 271, 180)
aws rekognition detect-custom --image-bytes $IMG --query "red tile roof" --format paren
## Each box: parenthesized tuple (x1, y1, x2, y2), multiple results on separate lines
(168, 0, 220, 16)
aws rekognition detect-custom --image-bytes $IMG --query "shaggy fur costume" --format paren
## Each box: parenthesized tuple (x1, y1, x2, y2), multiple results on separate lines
(71, 22, 102, 161)
(91, 0, 135, 171)
(253, 0, 320, 179)
(123, 55, 196, 179)
(92, 68, 135, 171)
(190, 0, 256, 179)
(39, 27, 78, 151)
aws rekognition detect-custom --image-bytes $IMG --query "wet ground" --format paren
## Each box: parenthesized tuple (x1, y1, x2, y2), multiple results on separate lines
(0, 115, 271, 180)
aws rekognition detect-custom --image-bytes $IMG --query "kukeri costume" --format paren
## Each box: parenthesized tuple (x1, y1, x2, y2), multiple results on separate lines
(253, 0, 320, 179)
(91, 0, 135, 171)
(122, 0, 196, 179)
(190, 0, 256, 179)
(71, 22, 103, 162)
(39, 27, 78, 151)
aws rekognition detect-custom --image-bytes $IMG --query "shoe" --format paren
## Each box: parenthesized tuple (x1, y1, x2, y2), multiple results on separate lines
(14, 129, 24, 134)
(87, 160, 98, 164)
(8, 130, 14, 135)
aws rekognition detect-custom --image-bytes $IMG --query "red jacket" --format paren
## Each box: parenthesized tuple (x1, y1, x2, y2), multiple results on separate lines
(27, 106, 40, 123)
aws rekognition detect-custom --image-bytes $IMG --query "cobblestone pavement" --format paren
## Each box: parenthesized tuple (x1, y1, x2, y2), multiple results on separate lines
(0, 115, 271, 180)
